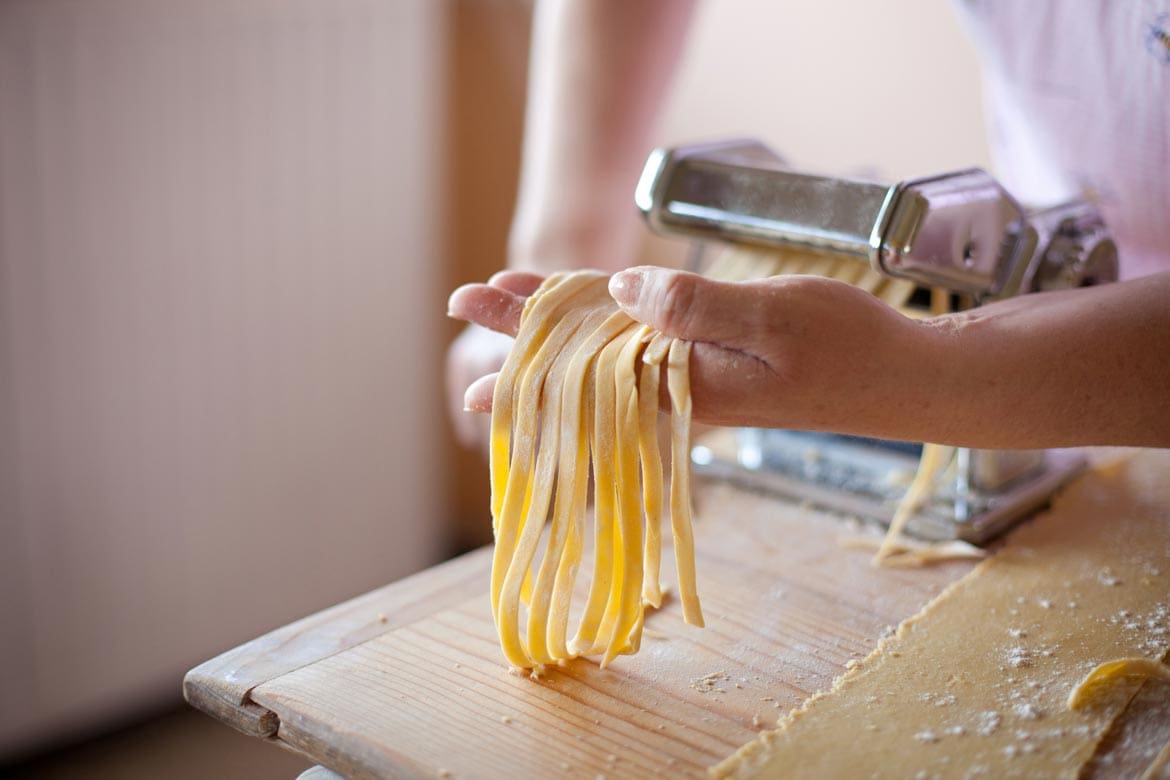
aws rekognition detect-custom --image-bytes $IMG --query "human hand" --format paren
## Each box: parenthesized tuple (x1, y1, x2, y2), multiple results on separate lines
(448, 266, 943, 439)
(607, 267, 940, 435)
(445, 271, 547, 448)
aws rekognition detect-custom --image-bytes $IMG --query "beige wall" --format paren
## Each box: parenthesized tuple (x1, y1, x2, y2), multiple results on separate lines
(634, 0, 992, 266)
(442, 0, 533, 551)
(0, 0, 446, 756)
(662, 0, 992, 178)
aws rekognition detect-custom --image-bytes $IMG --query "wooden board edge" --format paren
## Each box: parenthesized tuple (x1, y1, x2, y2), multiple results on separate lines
(183, 668, 279, 738)
(184, 546, 493, 732)
(273, 708, 434, 780)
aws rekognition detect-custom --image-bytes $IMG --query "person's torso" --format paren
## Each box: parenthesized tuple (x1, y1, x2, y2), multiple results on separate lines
(953, 0, 1170, 278)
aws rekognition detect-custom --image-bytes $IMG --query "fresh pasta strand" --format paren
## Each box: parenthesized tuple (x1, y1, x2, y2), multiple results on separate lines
(494, 276, 612, 667)
(525, 304, 628, 664)
(569, 322, 637, 657)
(603, 325, 655, 664)
(873, 444, 957, 565)
(636, 327, 666, 610)
(490, 272, 703, 670)
(666, 338, 704, 627)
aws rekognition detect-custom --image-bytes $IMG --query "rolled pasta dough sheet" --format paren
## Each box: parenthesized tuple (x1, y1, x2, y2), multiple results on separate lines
(714, 451, 1170, 779)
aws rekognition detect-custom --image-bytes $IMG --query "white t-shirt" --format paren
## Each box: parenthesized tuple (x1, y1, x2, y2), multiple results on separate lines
(953, 1, 1170, 279)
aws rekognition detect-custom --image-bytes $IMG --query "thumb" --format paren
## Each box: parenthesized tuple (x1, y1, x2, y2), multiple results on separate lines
(608, 266, 763, 346)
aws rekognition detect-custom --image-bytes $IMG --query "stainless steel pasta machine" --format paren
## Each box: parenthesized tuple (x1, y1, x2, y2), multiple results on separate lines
(635, 139, 1118, 543)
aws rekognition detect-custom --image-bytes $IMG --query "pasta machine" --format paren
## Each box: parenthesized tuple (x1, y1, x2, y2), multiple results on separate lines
(634, 139, 1118, 543)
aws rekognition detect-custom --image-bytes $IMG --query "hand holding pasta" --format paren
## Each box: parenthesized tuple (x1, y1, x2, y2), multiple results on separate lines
(450, 266, 941, 440)
(449, 269, 702, 670)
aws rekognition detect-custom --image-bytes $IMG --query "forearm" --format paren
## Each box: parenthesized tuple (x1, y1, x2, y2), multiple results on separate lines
(916, 272, 1170, 449)
(604, 266, 1170, 449)
(508, 0, 697, 272)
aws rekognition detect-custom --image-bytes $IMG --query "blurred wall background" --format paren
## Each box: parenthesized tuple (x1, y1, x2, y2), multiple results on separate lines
(0, 0, 989, 763)
(0, 0, 447, 759)
(662, 0, 993, 180)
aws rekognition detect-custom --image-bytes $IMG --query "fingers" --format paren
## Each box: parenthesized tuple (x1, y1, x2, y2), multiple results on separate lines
(445, 271, 546, 450)
(488, 270, 545, 297)
(687, 342, 779, 428)
(447, 271, 548, 337)
(448, 284, 526, 337)
(446, 325, 513, 448)
(609, 266, 770, 347)
(464, 372, 498, 413)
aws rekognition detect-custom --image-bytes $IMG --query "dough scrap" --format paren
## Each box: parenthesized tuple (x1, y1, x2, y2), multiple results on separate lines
(839, 534, 987, 567)
(1068, 658, 1170, 710)
(713, 450, 1170, 779)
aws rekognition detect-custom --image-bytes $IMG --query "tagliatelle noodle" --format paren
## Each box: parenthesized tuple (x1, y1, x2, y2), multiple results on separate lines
(602, 324, 656, 664)
(493, 276, 614, 667)
(489, 272, 704, 670)
(873, 443, 957, 565)
(636, 328, 666, 610)
(666, 338, 704, 626)
(524, 304, 630, 665)
(567, 322, 627, 656)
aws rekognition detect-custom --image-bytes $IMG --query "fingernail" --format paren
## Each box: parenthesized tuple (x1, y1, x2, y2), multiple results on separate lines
(609, 269, 645, 306)
(446, 285, 471, 319)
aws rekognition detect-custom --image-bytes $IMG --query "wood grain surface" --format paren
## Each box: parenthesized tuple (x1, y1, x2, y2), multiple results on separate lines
(187, 449, 1170, 779)
(183, 551, 491, 738)
(188, 477, 977, 778)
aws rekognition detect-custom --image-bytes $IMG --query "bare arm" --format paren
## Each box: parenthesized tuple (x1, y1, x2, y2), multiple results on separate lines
(614, 267, 1170, 449)
(919, 272, 1170, 448)
(508, 0, 697, 272)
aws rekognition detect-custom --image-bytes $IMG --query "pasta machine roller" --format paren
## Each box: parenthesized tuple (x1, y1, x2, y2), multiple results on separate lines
(635, 139, 1118, 543)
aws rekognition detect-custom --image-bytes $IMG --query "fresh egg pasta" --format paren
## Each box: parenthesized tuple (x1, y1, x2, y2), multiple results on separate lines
(490, 271, 701, 670)
(487, 252, 949, 669)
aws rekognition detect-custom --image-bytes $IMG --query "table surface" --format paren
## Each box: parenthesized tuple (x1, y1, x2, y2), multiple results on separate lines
(185, 451, 1169, 779)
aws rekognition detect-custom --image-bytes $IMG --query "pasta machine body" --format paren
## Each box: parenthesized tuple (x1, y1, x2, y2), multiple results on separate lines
(635, 139, 1118, 543)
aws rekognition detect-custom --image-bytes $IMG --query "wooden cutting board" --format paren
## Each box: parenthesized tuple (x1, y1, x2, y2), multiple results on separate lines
(185, 453, 1170, 779)
(185, 473, 978, 778)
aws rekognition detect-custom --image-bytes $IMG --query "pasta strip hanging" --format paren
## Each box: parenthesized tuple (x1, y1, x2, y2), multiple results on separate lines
(495, 279, 612, 667)
(666, 338, 704, 627)
(489, 271, 703, 670)
(636, 328, 666, 610)
(542, 313, 632, 660)
(570, 322, 640, 657)
(524, 303, 623, 665)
